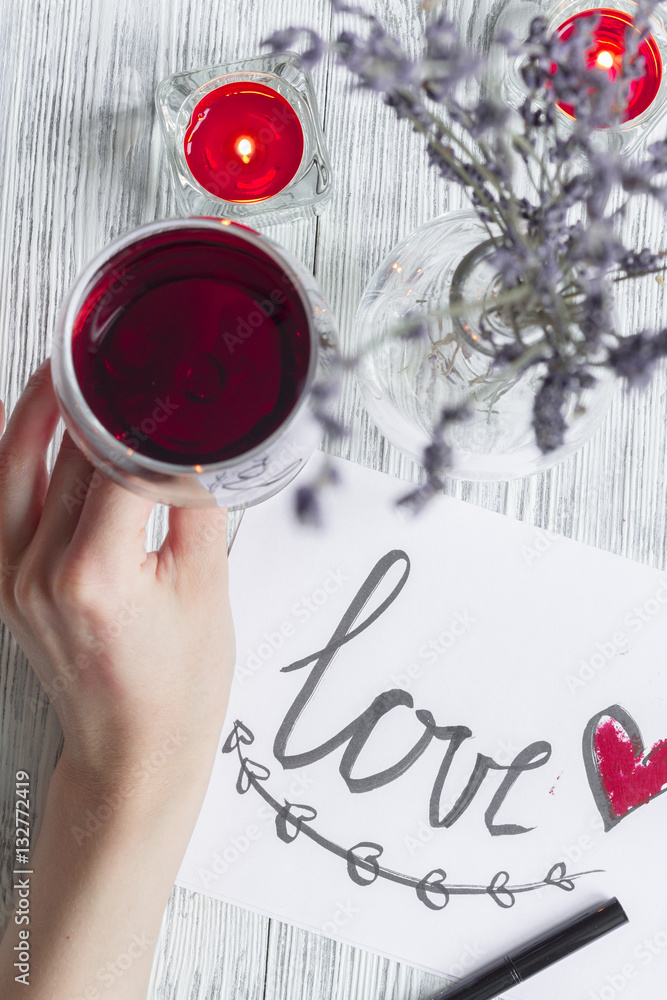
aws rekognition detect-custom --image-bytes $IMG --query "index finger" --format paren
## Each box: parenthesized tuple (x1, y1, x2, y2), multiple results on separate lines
(68, 469, 155, 573)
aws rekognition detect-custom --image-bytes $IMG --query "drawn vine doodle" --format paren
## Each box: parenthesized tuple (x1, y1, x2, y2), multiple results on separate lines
(221, 721, 600, 909)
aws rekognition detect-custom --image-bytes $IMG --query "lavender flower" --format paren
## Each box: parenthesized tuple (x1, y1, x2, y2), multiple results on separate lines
(294, 459, 341, 527)
(532, 370, 596, 453)
(336, 25, 420, 93)
(399, 311, 431, 341)
(607, 329, 667, 386)
(263, 27, 324, 69)
(397, 405, 470, 513)
(423, 15, 482, 101)
(620, 247, 663, 275)
(295, 485, 322, 526)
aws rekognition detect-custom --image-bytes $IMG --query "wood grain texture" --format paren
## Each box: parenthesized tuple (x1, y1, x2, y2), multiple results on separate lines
(2, 0, 667, 997)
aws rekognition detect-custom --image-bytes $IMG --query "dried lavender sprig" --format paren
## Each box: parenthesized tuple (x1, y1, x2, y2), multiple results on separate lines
(265, 0, 667, 517)
(294, 457, 342, 527)
(607, 327, 667, 387)
(396, 405, 471, 513)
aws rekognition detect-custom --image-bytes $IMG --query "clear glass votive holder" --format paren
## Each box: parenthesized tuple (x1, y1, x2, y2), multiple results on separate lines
(156, 52, 333, 225)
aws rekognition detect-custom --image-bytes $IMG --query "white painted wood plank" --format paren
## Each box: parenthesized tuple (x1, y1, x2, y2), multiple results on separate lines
(148, 887, 270, 1000)
(265, 921, 450, 1000)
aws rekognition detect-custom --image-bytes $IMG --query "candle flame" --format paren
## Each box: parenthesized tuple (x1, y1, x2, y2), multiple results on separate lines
(235, 137, 255, 163)
(597, 50, 614, 69)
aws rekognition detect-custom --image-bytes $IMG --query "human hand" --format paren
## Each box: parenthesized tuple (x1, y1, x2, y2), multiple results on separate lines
(0, 358, 235, 795)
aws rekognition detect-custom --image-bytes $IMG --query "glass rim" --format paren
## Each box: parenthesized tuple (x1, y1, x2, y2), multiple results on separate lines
(53, 216, 320, 475)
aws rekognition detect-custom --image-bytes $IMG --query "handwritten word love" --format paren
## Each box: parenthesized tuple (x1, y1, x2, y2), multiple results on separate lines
(274, 550, 551, 837)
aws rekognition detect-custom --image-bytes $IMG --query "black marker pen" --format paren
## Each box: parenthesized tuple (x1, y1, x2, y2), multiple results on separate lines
(430, 898, 628, 1000)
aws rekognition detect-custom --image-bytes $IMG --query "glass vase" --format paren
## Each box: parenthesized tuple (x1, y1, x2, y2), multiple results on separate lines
(354, 210, 615, 482)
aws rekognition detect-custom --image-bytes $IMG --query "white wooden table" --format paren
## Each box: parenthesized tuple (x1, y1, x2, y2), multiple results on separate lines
(2, 1, 667, 997)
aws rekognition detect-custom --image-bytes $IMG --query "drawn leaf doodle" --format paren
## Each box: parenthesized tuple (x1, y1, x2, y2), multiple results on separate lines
(544, 862, 575, 891)
(486, 870, 515, 909)
(222, 720, 255, 753)
(275, 802, 318, 843)
(346, 842, 383, 886)
(416, 869, 450, 910)
(236, 758, 270, 794)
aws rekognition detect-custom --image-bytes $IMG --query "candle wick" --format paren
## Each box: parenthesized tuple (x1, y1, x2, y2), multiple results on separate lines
(236, 137, 255, 164)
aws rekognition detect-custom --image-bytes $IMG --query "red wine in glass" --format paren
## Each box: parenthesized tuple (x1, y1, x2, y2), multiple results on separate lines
(71, 225, 311, 466)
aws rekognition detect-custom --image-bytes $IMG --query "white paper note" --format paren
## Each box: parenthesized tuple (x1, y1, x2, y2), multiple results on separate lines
(176, 454, 667, 1000)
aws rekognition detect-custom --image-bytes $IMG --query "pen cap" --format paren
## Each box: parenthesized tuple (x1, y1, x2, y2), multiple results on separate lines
(512, 898, 628, 980)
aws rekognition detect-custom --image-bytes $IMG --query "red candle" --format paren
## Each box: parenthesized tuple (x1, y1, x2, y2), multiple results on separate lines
(184, 81, 305, 202)
(554, 8, 662, 122)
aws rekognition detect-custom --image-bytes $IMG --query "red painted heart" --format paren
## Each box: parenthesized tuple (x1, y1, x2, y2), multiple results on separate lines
(583, 704, 667, 830)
